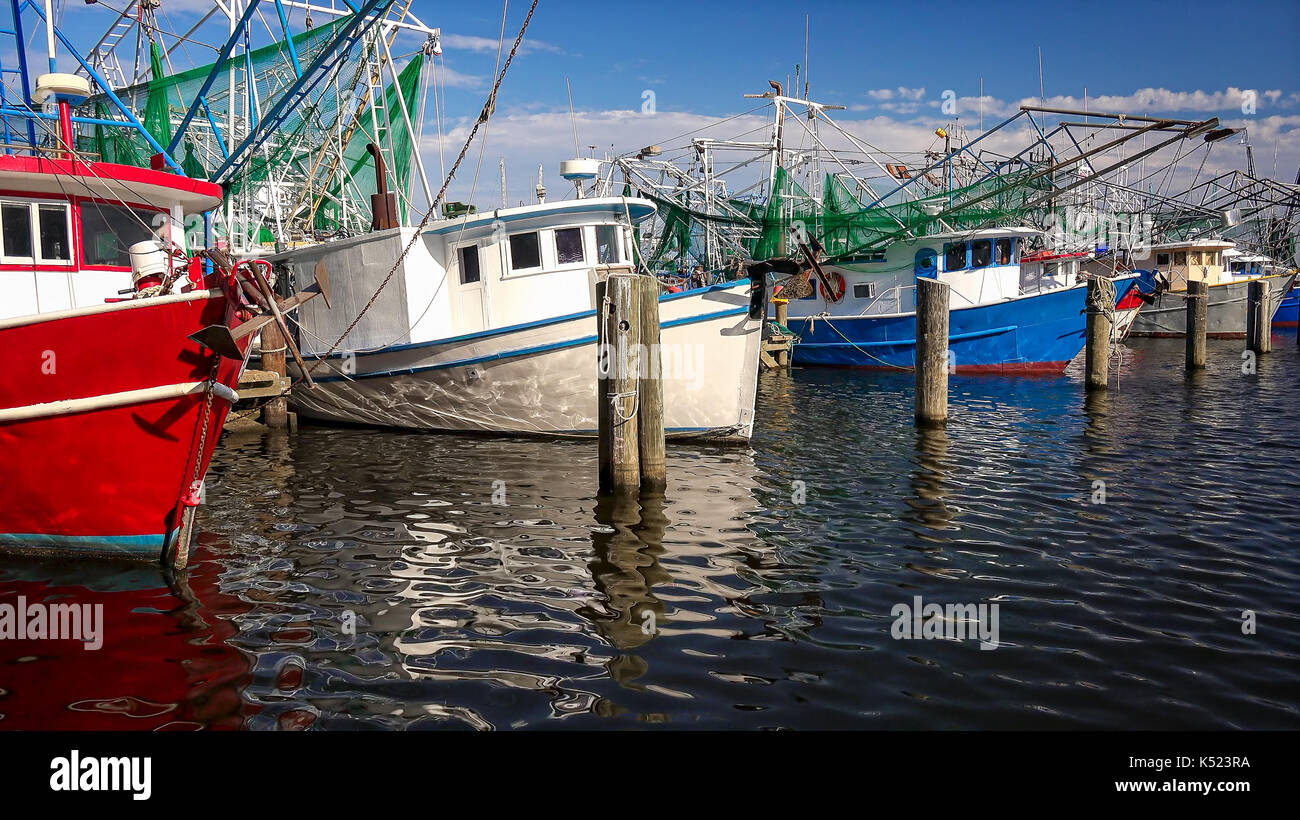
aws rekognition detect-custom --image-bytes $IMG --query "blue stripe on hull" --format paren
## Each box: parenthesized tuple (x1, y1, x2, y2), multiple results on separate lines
(787, 285, 1092, 369)
(0, 531, 172, 558)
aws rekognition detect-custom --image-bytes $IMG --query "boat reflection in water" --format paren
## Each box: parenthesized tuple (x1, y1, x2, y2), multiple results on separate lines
(0, 541, 254, 730)
(185, 429, 780, 728)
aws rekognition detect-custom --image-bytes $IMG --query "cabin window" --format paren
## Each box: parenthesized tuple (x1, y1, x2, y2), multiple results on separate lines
(596, 225, 620, 264)
(37, 205, 70, 261)
(508, 232, 542, 270)
(853, 282, 875, 299)
(1174, 251, 1187, 266)
(1, 203, 32, 259)
(554, 227, 584, 265)
(0, 201, 72, 264)
(995, 238, 1013, 265)
(1156, 252, 1170, 266)
(458, 244, 480, 285)
(971, 239, 992, 268)
(1189, 251, 1202, 266)
(1206, 252, 1218, 267)
(944, 242, 967, 271)
(80, 202, 160, 267)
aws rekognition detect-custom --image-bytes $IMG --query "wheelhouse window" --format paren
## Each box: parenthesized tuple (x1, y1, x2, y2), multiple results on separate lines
(38, 206, 70, 261)
(1, 201, 72, 264)
(554, 227, 584, 265)
(971, 239, 992, 268)
(80, 202, 161, 267)
(1174, 251, 1187, 266)
(1, 203, 32, 259)
(944, 242, 967, 272)
(458, 244, 480, 284)
(596, 224, 620, 264)
(1156, 252, 1171, 266)
(995, 238, 1014, 265)
(508, 231, 542, 270)
(852, 282, 876, 299)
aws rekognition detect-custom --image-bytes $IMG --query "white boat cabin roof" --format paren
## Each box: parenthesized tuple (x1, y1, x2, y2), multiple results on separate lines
(920, 226, 1042, 242)
(1142, 239, 1235, 253)
(424, 196, 656, 242)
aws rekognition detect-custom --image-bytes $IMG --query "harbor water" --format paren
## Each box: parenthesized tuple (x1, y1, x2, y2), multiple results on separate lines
(3, 334, 1298, 730)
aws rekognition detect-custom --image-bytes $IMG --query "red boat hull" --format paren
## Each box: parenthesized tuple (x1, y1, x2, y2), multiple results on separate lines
(0, 290, 244, 562)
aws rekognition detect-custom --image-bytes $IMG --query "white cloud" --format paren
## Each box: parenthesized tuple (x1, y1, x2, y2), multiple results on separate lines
(432, 61, 488, 90)
(441, 33, 564, 56)
(866, 87, 926, 102)
(413, 94, 1300, 210)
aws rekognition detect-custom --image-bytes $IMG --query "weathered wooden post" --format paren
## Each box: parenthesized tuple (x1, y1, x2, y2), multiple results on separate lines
(774, 297, 790, 366)
(1246, 278, 1270, 355)
(597, 273, 641, 493)
(915, 277, 949, 425)
(1085, 277, 1111, 391)
(1185, 279, 1207, 370)
(637, 275, 666, 491)
(259, 322, 289, 428)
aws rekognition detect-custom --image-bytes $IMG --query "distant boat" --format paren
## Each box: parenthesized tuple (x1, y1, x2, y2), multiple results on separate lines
(781, 228, 1139, 373)
(272, 188, 764, 440)
(1127, 241, 1297, 337)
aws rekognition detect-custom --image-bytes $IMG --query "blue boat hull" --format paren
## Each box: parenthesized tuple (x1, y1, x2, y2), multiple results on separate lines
(1274, 287, 1298, 327)
(786, 281, 1135, 373)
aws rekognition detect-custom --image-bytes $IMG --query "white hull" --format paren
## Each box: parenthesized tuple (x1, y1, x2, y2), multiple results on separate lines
(288, 282, 762, 440)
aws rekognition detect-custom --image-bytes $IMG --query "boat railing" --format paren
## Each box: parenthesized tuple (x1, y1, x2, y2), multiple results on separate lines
(856, 283, 913, 315)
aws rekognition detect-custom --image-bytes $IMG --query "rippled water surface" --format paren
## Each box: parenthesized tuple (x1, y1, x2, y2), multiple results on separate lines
(3, 334, 1299, 729)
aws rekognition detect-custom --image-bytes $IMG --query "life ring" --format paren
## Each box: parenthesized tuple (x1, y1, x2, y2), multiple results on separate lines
(819, 270, 846, 302)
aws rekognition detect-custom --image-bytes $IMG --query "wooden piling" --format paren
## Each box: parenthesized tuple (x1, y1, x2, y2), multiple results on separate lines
(597, 273, 641, 494)
(915, 277, 949, 426)
(1185, 279, 1207, 370)
(259, 321, 289, 428)
(1085, 277, 1111, 391)
(636, 275, 666, 491)
(774, 298, 790, 366)
(1246, 278, 1271, 355)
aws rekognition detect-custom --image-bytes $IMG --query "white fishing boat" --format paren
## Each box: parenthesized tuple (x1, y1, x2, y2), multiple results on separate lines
(270, 187, 763, 440)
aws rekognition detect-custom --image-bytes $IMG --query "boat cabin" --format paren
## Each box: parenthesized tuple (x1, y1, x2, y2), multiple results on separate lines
(1222, 250, 1280, 280)
(1128, 240, 1234, 291)
(786, 226, 1067, 316)
(273, 195, 652, 354)
(0, 156, 221, 321)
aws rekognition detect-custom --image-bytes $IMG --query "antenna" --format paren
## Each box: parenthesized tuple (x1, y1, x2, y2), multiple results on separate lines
(804, 14, 810, 98)
(1038, 46, 1045, 106)
(500, 157, 507, 208)
(979, 77, 983, 131)
(566, 76, 581, 157)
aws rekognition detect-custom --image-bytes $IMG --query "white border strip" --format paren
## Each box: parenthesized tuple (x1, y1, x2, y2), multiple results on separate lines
(0, 290, 215, 332)
(0, 380, 238, 424)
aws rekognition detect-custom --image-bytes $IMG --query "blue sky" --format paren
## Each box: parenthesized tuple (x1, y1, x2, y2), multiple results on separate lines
(40, 0, 1300, 204)
(429, 0, 1300, 119)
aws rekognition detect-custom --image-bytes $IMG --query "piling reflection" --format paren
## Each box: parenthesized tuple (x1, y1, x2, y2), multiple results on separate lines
(904, 425, 955, 531)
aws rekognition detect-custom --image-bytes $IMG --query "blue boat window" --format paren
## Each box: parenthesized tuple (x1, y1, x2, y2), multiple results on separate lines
(971, 239, 992, 268)
(944, 242, 967, 272)
(996, 237, 1013, 265)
